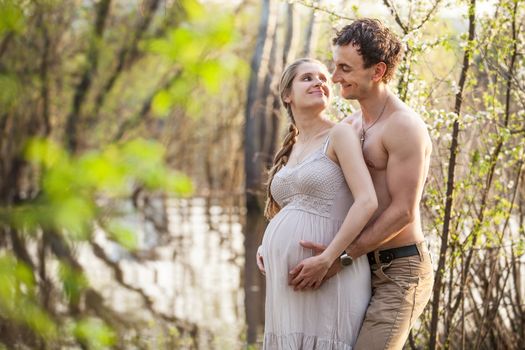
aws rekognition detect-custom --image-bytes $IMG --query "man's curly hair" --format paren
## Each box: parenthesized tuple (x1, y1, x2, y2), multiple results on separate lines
(333, 18, 403, 83)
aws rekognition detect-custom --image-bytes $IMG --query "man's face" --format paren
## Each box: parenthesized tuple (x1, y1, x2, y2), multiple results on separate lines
(331, 44, 375, 100)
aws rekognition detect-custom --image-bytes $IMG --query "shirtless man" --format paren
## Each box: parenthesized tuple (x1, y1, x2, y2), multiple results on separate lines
(288, 18, 434, 349)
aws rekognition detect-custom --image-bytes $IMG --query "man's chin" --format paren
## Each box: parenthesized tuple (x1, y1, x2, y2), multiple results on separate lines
(342, 92, 358, 100)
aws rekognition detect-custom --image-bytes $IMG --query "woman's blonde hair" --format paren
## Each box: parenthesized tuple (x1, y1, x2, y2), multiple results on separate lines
(264, 58, 327, 219)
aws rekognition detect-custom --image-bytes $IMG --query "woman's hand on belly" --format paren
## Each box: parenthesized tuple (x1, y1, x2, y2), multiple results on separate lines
(289, 240, 342, 290)
(288, 254, 332, 291)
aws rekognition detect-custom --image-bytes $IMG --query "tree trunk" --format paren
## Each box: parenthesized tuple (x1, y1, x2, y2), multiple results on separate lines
(282, 3, 298, 64)
(428, 0, 476, 348)
(91, 0, 160, 118)
(243, 0, 277, 344)
(64, 0, 112, 153)
(301, 9, 316, 57)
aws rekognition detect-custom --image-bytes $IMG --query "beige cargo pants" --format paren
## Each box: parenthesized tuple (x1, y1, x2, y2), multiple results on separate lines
(354, 241, 434, 350)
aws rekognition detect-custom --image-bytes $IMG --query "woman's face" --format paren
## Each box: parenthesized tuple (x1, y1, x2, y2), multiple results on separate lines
(284, 62, 331, 111)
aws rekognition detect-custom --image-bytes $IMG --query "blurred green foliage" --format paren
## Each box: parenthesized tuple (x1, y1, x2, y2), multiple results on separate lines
(73, 317, 117, 350)
(1, 136, 195, 347)
(0, 255, 57, 340)
(1, 0, 521, 347)
(0, 0, 25, 36)
(148, 1, 241, 116)
(0, 0, 239, 347)
(7, 138, 193, 241)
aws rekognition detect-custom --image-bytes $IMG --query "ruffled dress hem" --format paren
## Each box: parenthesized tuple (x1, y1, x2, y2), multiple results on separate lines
(264, 332, 353, 350)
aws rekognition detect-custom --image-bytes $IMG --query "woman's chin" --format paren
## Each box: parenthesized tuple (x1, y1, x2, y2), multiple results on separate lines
(294, 99, 328, 114)
(308, 99, 329, 110)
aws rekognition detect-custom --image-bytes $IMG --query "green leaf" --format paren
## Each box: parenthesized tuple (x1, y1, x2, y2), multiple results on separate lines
(181, 0, 205, 20)
(14, 260, 35, 288)
(147, 37, 173, 57)
(59, 261, 88, 305)
(0, 254, 57, 339)
(25, 138, 68, 169)
(199, 60, 222, 92)
(152, 90, 173, 117)
(209, 16, 234, 46)
(169, 78, 191, 105)
(42, 163, 77, 200)
(78, 151, 127, 194)
(122, 139, 165, 165)
(23, 304, 57, 340)
(53, 197, 95, 239)
(171, 27, 204, 63)
(74, 317, 116, 349)
(167, 173, 193, 196)
(0, 0, 25, 36)
(107, 221, 137, 250)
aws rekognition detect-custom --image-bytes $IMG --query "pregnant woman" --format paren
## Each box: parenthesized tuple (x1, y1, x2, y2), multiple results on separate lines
(257, 58, 377, 349)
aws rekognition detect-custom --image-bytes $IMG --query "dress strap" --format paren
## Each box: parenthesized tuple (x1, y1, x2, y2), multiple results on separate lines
(322, 135, 331, 154)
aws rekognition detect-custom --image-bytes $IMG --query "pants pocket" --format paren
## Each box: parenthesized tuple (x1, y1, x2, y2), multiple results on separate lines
(374, 260, 419, 292)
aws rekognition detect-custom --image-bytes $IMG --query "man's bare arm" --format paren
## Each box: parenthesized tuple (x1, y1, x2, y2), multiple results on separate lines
(347, 114, 431, 258)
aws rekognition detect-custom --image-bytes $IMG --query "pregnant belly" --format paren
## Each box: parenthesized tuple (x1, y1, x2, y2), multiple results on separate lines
(261, 209, 342, 273)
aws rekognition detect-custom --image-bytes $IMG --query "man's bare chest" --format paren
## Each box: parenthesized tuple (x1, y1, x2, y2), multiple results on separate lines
(345, 117, 388, 170)
(363, 145, 387, 171)
(360, 128, 388, 171)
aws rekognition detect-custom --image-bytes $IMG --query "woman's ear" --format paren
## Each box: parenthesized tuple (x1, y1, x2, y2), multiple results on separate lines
(371, 62, 387, 82)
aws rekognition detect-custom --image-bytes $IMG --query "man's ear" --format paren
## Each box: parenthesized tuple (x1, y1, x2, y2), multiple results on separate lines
(371, 62, 387, 82)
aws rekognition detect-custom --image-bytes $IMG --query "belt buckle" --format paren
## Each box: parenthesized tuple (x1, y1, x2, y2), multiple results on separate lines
(381, 251, 394, 263)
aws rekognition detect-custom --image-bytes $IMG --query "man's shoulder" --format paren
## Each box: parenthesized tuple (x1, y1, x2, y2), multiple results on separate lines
(384, 105, 431, 150)
(386, 105, 429, 135)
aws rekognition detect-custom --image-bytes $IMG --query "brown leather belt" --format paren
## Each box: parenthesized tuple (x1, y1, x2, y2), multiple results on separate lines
(367, 244, 419, 265)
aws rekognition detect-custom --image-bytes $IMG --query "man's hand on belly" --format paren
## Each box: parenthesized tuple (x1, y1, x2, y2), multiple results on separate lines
(288, 240, 342, 290)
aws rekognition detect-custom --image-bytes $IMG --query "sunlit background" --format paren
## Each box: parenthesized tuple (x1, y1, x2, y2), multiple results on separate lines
(0, 0, 523, 349)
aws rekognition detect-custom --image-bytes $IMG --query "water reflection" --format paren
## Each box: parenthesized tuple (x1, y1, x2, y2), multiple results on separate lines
(78, 196, 245, 349)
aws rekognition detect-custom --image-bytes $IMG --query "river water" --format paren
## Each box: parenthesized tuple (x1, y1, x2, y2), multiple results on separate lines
(77, 196, 246, 349)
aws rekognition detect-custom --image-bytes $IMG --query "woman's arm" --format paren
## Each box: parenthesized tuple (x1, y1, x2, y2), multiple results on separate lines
(289, 123, 377, 290)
